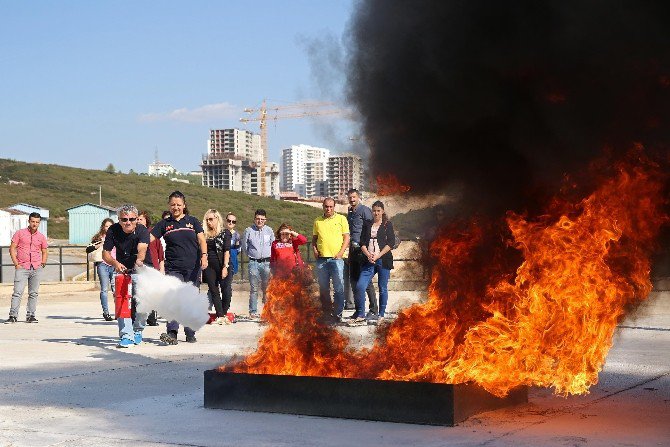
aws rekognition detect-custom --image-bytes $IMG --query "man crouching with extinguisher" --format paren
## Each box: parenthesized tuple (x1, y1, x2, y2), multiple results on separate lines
(102, 204, 152, 348)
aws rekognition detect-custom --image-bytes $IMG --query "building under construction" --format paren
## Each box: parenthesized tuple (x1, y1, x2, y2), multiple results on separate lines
(201, 128, 279, 197)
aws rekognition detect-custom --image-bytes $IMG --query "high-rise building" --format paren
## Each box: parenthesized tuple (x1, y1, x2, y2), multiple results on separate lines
(281, 144, 330, 198)
(208, 129, 261, 162)
(327, 153, 364, 201)
(201, 129, 278, 197)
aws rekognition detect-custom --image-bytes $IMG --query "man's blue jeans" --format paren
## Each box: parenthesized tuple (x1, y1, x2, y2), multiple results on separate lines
(316, 257, 345, 317)
(356, 259, 391, 317)
(114, 273, 146, 341)
(96, 262, 115, 314)
(248, 259, 270, 314)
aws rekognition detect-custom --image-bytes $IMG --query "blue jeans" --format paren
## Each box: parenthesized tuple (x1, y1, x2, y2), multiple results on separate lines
(248, 260, 270, 314)
(356, 259, 390, 317)
(316, 257, 345, 317)
(9, 266, 43, 318)
(165, 267, 201, 337)
(96, 262, 115, 314)
(114, 273, 146, 340)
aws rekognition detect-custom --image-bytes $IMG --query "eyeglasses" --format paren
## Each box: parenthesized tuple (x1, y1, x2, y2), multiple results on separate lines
(226, 219, 236, 224)
(120, 217, 137, 222)
(206, 217, 217, 221)
(255, 217, 267, 221)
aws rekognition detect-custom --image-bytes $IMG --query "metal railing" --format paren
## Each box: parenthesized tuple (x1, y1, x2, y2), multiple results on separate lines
(1, 241, 421, 283)
(0, 245, 92, 283)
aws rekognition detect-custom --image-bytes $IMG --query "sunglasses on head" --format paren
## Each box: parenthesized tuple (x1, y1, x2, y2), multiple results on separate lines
(227, 219, 236, 224)
(120, 217, 137, 222)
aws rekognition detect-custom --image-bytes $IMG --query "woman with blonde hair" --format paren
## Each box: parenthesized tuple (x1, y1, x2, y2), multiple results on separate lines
(202, 209, 231, 324)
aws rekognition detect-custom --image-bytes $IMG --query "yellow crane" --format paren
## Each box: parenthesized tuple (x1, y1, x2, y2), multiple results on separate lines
(240, 99, 344, 196)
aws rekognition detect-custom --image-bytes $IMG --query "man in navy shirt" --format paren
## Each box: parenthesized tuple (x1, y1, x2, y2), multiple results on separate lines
(345, 189, 378, 316)
(103, 204, 150, 348)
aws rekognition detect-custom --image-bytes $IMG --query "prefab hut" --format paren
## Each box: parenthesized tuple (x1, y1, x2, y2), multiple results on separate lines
(8, 203, 49, 237)
(0, 209, 11, 246)
(5, 209, 29, 238)
(67, 203, 118, 244)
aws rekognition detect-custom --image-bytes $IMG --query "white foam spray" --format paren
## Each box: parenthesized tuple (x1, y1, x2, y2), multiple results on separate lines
(135, 266, 209, 331)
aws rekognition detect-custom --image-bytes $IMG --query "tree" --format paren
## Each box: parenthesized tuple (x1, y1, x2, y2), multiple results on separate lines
(129, 169, 136, 175)
(104, 163, 116, 174)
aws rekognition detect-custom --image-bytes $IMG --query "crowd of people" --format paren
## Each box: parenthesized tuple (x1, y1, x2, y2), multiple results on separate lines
(5, 189, 398, 347)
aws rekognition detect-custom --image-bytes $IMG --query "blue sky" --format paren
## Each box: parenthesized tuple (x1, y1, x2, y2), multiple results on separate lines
(0, 0, 356, 173)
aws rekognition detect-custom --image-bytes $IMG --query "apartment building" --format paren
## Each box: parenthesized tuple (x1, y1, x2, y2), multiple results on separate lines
(327, 153, 364, 201)
(281, 144, 330, 198)
(201, 129, 279, 197)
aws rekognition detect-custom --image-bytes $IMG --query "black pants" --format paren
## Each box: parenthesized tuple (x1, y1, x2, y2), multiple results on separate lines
(203, 256, 225, 317)
(344, 247, 377, 313)
(221, 269, 233, 315)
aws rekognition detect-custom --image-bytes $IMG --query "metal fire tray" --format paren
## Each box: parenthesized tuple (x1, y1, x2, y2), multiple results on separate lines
(204, 370, 527, 426)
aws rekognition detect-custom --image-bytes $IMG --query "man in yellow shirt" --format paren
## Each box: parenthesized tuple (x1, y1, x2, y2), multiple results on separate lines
(312, 198, 350, 321)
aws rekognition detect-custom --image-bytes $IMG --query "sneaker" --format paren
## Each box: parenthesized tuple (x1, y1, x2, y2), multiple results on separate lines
(226, 312, 236, 324)
(26, 315, 38, 323)
(249, 312, 260, 320)
(103, 313, 113, 321)
(160, 331, 179, 345)
(7, 316, 17, 323)
(215, 316, 231, 325)
(367, 315, 384, 326)
(347, 317, 367, 327)
(134, 331, 143, 345)
(344, 304, 356, 310)
(348, 311, 365, 319)
(185, 334, 197, 343)
(365, 311, 378, 319)
(117, 338, 134, 348)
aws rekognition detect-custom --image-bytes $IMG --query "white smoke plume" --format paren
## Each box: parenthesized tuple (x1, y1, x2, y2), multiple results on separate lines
(135, 266, 209, 331)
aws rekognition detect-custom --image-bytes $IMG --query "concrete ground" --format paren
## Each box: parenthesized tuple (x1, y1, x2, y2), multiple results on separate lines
(0, 283, 668, 447)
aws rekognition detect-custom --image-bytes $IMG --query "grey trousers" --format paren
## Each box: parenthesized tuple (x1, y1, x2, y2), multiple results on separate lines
(9, 266, 43, 318)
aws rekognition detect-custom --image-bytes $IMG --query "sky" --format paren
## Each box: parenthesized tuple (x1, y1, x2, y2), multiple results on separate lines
(0, 0, 357, 173)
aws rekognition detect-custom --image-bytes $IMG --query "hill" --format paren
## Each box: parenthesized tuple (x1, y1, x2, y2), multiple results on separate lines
(0, 159, 322, 240)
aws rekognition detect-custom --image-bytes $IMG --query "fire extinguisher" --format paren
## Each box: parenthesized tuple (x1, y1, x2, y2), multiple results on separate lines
(114, 273, 133, 319)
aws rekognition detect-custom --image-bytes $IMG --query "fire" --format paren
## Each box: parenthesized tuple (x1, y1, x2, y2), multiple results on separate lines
(225, 153, 666, 397)
(376, 174, 411, 195)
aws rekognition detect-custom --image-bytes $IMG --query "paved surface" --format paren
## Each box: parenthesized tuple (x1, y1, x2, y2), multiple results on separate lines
(0, 284, 668, 447)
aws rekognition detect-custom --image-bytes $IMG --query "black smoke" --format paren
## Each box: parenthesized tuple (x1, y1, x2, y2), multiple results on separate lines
(347, 0, 670, 215)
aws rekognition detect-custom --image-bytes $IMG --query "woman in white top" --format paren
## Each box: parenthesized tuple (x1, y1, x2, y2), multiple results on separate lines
(354, 201, 396, 324)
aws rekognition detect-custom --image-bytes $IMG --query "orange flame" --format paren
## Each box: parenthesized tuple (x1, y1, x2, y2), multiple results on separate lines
(225, 152, 667, 397)
(376, 174, 411, 195)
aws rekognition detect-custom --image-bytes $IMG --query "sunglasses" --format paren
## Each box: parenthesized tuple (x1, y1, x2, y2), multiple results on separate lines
(120, 217, 137, 222)
(206, 217, 217, 221)
(227, 219, 236, 224)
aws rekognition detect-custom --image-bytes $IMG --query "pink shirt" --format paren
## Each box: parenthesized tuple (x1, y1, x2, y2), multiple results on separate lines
(12, 228, 48, 269)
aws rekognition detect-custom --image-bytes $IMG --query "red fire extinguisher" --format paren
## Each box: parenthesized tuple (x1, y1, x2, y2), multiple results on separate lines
(114, 273, 132, 319)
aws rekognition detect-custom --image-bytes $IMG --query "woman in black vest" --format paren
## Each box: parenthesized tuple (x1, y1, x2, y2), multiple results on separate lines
(354, 200, 395, 324)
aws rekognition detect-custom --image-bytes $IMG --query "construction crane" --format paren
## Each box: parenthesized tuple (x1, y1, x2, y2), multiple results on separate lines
(240, 99, 344, 196)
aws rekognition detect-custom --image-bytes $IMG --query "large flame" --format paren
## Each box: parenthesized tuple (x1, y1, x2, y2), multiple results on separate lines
(376, 173, 411, 196)
(226, 153, 667, 397)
